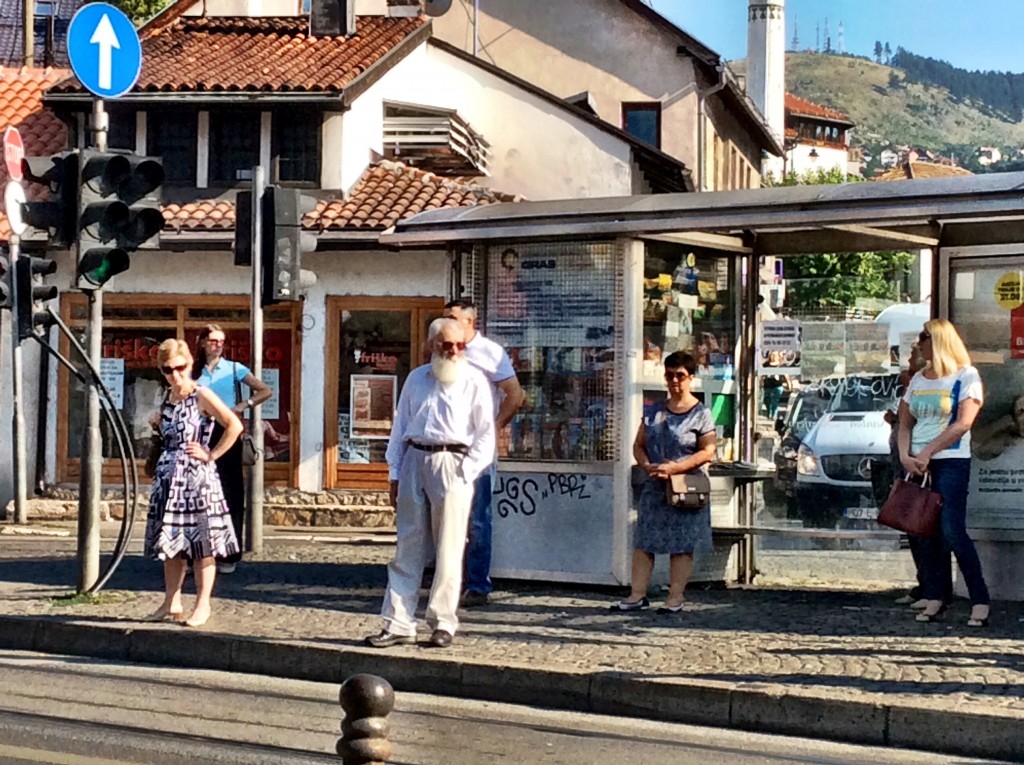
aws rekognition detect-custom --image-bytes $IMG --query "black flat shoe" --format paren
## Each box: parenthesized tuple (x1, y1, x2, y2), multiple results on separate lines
(967, 617, 990, 628)
(424, 629, 453, 648)
(364, 630, 416, 648)
(656, 603, 684, 615)
(609, 597, 649, 612)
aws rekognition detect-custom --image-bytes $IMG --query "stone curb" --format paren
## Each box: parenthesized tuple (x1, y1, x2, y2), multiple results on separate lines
(1, 615, 1020, 761)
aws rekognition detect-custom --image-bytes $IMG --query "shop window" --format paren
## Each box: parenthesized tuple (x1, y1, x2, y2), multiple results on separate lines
(622, 102, 661, 149)
(325, 297, 444, 488)
(273, 111, 320, 184)
(59, 296, 299, 484)
(485, 242, 621, 462)
(148, 108, 197, 186)
(208, 111, 260, 186)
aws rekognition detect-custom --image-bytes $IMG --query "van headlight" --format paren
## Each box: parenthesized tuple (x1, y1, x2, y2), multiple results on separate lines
(797, 444, 819, 476)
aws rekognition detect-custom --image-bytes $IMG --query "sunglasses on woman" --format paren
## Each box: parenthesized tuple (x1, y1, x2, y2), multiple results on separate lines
(160, 364, 188, 376)
(918, 330, 931, 343)
(664, 371, 690, 381)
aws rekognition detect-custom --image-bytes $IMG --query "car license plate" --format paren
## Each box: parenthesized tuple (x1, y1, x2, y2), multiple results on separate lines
(844, 506, 879, 520)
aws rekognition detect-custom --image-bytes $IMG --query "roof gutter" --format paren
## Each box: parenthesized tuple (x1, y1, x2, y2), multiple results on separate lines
(44, 92, 350, 106)
(696, 63, 727, 193)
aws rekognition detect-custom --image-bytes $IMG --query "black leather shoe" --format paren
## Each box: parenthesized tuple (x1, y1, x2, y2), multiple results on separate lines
(461, 590, 489, 608)
(425, 629, 453, 648)
(364, 630, 415, 648)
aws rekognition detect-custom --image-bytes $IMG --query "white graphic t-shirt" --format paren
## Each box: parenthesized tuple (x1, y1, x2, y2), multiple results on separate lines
(902, 365, 983, 459)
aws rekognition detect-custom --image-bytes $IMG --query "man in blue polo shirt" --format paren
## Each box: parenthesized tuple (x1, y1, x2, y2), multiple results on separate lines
(195, 324, 272, 573)
(443, 299, 525, 607)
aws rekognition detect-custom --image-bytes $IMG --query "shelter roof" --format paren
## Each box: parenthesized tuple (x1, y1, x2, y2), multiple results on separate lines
(384, 172, 1024, 255)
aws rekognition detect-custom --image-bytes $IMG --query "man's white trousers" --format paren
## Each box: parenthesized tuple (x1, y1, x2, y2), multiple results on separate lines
(381, 449, 473, 636)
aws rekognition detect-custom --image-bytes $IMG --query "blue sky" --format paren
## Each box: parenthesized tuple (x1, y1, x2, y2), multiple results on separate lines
(648, 1, 1024, 74)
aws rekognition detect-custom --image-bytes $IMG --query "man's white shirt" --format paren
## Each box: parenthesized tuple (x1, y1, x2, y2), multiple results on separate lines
(464, 332, 516, 414)
(385, 363, 495, 483)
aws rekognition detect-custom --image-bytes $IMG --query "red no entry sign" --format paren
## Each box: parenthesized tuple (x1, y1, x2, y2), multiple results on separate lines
(3, 126, 24, 182)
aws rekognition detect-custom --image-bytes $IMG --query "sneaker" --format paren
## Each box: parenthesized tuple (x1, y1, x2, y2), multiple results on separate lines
(217, 561, 237, 575)
(461, 590, 489, 608)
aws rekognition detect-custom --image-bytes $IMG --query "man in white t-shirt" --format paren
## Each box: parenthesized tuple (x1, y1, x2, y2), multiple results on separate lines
(444, 299, 526, 607)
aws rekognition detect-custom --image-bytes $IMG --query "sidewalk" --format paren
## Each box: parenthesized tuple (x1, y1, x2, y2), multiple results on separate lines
(1, 529, 1022, 760)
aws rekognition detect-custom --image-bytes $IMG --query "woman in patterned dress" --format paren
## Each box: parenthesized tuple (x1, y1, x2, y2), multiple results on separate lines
(144, 338, 243, 627)
(611, 352, 717, 614)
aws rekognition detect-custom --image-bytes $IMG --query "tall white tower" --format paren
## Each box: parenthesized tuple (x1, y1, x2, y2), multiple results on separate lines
(747, 0, 786, 178)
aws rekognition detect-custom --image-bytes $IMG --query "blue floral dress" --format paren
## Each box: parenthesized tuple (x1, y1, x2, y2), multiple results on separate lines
(144, 389, 239, 561)
(635, 401, 715, 555)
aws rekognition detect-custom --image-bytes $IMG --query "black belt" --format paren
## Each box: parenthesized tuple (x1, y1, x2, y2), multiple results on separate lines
(409, 441, 468, 454)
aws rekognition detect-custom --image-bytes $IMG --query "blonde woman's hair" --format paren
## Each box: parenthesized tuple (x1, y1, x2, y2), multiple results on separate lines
(925, 319, 971, 377)
(156, 338, 193, 368)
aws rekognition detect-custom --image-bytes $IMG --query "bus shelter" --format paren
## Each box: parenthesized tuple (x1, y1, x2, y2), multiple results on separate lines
(383, 173, 1024, 598)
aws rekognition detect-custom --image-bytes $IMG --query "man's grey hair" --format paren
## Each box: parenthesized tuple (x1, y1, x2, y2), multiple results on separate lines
(428, 317, 461, 341)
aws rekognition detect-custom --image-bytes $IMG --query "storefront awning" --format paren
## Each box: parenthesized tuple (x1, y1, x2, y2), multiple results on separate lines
(383, 172, 1024, 254)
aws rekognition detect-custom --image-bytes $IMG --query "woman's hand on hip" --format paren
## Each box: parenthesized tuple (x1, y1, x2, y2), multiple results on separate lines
(185, 441, 213, 462)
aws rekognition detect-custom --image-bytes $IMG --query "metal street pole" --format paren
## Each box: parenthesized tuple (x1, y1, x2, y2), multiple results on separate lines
(78, 98, 108, 592)
(9, 232, 27, 524)
(247, 165, 265, 555)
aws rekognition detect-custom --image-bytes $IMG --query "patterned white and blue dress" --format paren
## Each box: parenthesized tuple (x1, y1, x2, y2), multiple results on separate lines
(635, 401, 715, 555)
(144, 389, 239, 561)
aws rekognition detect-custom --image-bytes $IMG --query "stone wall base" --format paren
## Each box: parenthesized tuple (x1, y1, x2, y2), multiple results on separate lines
(4, 487, 393, 528)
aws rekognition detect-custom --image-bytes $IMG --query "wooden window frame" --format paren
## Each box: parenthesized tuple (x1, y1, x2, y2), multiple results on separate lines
(621, 102, 662, 150)
(323, 295, 444, 490)
(57, 293, 302, 488)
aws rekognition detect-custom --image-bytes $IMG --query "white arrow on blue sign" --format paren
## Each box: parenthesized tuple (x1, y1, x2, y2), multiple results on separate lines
(67, 3, 142, 99)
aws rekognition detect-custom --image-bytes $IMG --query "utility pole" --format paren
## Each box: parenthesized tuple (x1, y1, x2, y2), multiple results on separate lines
(77, 98, 107, 592)
(9, 232, 27, 524)
(247, 165, 265, 555)
(23, 0, 33, 66)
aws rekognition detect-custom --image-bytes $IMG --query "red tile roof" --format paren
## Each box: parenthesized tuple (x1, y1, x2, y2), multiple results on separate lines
(785, 93, 853, 125)
(51, 15, 428, 95)
(873, 162, 973, 182)
(161, 161, 519, 234)
(0, 67, 69, 239)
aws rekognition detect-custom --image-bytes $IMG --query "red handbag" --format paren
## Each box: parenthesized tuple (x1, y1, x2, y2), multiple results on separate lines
(877, 472, 942, 537)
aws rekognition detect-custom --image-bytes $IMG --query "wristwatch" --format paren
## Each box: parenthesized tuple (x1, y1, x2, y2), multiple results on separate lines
(246, 397, 254, 408)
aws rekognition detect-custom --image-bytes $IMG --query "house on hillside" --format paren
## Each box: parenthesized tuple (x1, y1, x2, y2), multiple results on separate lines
(428, 0, 782, 191)
(6, 0, 693, 501)
(783, 93, 854, 178)
(977, 146, 1002, 166)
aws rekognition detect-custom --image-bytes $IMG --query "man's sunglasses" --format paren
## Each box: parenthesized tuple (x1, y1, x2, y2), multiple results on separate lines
(160, 364, 188, 376)
(664, 371, 690, 381)
(439, 341, 466, 353)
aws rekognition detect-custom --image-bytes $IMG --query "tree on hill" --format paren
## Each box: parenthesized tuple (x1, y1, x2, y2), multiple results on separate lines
(767, 168, 915, 308)
(874, 41, 883, 63)
(111, 0, 170, 24)
(883, 42, 892, 65)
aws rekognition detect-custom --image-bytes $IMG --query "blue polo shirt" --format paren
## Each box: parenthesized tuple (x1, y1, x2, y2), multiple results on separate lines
(198, 358, 251, 407)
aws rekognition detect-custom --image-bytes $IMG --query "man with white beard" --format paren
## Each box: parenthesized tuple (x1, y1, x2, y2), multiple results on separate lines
(365, 318, 495, 649)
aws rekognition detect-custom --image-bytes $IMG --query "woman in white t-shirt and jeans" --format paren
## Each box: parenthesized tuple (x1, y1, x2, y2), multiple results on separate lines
(898, 319, 990, 627)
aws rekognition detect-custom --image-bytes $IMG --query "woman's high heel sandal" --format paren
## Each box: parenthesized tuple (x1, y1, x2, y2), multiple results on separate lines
(967, 606, 991, 628)
(915, 604, 947, 623)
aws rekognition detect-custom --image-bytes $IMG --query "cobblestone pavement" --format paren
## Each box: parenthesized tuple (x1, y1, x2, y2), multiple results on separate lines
(2, 532, 1023, 720)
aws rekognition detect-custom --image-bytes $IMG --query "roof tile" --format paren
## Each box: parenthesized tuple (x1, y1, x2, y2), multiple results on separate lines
(52, 15, 427, 95)
(785, 92, 852, 124)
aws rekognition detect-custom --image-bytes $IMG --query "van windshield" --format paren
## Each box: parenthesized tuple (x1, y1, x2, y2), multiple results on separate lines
(827, 375, 902, 413)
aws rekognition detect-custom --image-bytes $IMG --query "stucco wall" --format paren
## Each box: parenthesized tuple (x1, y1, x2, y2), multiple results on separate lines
(788, 144, 848, 179)
(430, 0, 702, 169)
(345, 42, 636, 199)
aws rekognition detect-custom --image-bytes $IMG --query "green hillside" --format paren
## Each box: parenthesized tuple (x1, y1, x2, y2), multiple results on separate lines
(734, 53, 1024, 169)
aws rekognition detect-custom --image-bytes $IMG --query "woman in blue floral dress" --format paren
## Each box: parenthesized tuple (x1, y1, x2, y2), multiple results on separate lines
(144, 338, 242, 627)
(611, 352, 716, 614)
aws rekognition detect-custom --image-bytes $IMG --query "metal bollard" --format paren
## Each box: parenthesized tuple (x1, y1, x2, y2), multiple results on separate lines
(336, 673, 395, 764)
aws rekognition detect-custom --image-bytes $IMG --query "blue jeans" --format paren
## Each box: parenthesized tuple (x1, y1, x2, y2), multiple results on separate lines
(463, 468, 493, 595)
(919, 459, 989, 606)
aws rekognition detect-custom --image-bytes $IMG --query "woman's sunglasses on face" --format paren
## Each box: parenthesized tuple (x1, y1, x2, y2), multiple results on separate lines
(664, 371, 689, 382)
(161, 364, 188, 376)
(918, 330, 931, 343)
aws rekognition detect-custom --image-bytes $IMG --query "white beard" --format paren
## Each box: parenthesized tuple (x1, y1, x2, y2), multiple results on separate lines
(431, 354, 464, 386)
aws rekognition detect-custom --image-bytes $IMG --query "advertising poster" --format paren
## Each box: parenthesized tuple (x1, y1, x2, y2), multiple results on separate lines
(757, 320, 801, 375)
(969, 362, 1024, 530)
(261, 368, 280, 420)
(1012, 305, 1024, 360)
(350, 374, 396, 439)
(844, 322, 891, 374)
(99, 357, 125, 409)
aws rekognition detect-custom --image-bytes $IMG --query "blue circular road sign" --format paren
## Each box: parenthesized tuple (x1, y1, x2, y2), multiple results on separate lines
(67, 3, 142, 99)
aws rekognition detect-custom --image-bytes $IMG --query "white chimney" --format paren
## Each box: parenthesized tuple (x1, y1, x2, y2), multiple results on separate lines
(747, 0, 786, 177)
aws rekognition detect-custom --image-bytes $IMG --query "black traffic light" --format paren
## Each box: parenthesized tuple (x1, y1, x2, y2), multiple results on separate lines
(0, 251, 10, 310)
(21, 152, 80, 247)
(76, 150, 164, 289)
(16, 255, 58, 339)
(260, 186, 317, 306)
